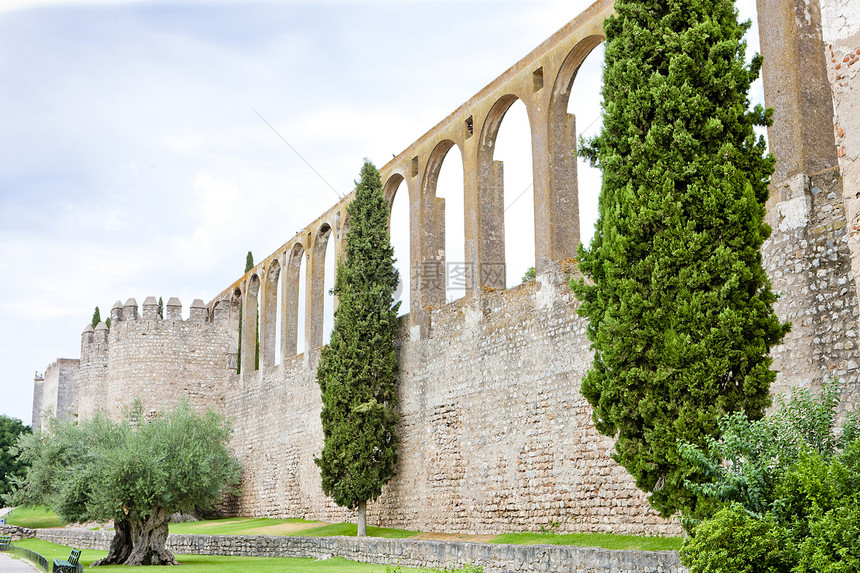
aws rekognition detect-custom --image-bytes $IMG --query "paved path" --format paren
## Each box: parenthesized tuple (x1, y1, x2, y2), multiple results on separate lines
(0, 507, 12, 518)
(0, 552, 40, 572)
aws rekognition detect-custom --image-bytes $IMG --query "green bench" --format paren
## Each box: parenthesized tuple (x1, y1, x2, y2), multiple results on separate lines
(52, 548, 81, 573)
(0, 534, 11, 548)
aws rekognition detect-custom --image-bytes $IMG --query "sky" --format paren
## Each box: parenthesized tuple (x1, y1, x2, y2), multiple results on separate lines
(0, 0, 763, 426)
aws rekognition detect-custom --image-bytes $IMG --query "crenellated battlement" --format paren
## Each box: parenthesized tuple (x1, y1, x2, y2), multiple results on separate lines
(106, 296, 211, 326)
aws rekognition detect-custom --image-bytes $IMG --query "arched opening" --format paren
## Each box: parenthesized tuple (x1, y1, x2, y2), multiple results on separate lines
(425, 139, 466, 304)
(323, 228, 335, 344)
(283, 243, 306, 358)
(385, 174, 411, 316)
(263, 259, 280, 368)
(565, 40, 605, 248)
(231, 287, 242, 373)
(550, 35, 605, 253)
(491, 98, 535, 288)
(309, 223, 333, 349)
(242, 274, 260, 374)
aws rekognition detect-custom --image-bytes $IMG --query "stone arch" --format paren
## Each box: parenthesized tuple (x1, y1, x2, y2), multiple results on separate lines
(261, 258, 281, 368)
(309, 223, 334, 349)
(385, 173, 412, 316)
(423, 139, 466, 303)
(283, 243, 305, 357)
(242, 274, 260, 374)
(543, 34, 606, 259)
(476, 94, 536, 289)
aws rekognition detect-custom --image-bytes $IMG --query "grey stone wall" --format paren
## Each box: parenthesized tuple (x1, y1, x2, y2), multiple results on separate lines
(35, 359, 79, 430)
(227, 263, 679, 535)
(76, 298, 236, 419)
(33, 528, 686, 573)
(764, 169, 860, 411)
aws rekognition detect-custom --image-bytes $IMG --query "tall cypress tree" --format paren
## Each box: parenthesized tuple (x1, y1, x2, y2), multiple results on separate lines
(572, 0, 789, 518)
(91, 306, 101, 328)
(315, 160, 400, 536)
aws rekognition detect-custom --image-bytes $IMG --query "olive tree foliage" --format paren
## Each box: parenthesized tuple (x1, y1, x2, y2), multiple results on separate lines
(6, 402, 240, 566)
(679, 381, 860, 572)
(315, 160, 400, 537)
(571, 0, 788, 517)
(0, 415, 30, 498)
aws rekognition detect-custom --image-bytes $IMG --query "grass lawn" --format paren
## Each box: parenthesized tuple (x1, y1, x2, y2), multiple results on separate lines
(491, 532, 683, 551)
(3, 506, 66, 529)
(12, 538, 422, 572)
(6, 506, 682, 551)
(169, 516, 321, 536)
(284, 522, 419, 539)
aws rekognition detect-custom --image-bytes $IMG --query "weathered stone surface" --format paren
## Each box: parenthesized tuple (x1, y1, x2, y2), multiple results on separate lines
(30, 0, 860, 544)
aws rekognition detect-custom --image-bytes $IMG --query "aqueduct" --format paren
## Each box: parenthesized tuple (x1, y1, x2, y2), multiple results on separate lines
(38, 0, 860, 537)
(214, 0, 614, 371)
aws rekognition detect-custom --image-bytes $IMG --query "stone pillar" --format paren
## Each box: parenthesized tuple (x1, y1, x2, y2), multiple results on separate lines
(165, 297, 182, 320)
(189, 299, 207, 323)
(123, 298, 138, 321)
(31, 371, 44, 434)
(242, 279, 259, 373)
(757, 0, 838, 183)
(474, 159, 506, 292)
(110, 300, 123, 323)
(142, 296, 158, 320)
(532, 103, 580, 272)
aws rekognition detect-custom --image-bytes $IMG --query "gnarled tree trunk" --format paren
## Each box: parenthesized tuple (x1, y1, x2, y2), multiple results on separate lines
(125, 506, 177, 565)
(92, 517, 132, 566)
(92, 507, 177, 566)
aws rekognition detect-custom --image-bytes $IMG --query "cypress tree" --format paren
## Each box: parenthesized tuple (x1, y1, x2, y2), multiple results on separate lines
(91, 306, 101, 328)
(157, 297, 163, 319)
(315, 160, 400, 537)
(572, 0, 789, 518)
(245, 251, 254, 273)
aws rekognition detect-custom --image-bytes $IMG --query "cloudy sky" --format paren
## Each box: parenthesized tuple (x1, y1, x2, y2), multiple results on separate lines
(0, 0, 763, 425)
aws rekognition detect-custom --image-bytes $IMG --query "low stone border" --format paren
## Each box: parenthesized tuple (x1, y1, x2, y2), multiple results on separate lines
(0, 524, 35, 541)
(34, 528, 687, 573)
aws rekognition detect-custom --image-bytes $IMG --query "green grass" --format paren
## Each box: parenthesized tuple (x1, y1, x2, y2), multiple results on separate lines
(490, 532, 683, 551)
(12, 538, 423, 572)
(285, 522, 419, 539)
(3, 506, 66, 529)
(5, 506, 681, 552)
(169, 516, 319, 536)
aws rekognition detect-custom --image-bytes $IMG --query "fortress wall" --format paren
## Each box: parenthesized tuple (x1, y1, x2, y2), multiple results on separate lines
(35, 359, 80, 430)
(764, 169, 860, 408)
(74, 297, 238, 419)
(821, 0, 860, 316)
(226, 263, 679, 535)
(78, 323, 109, 420)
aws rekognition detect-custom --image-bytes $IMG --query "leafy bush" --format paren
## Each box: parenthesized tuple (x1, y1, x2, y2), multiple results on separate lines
(679, 380, 860, 572)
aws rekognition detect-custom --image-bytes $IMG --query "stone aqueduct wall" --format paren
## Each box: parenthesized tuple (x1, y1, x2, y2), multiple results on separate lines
(228, 264, 674, 535)
(33, 0, 860, 541)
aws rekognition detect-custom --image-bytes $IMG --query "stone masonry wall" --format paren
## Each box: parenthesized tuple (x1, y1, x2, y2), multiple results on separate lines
(33, 528, 687, 573)
(227, 263, 679, 536)
(35, 359, 79, 430)
(821, 0, 860, 321)
(764, 169, 860, 410)
(75, 298, 237, 419)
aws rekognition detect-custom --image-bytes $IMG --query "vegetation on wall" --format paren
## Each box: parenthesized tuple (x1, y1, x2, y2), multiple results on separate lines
(315, 160, 400, 537)
(5, 401, 240, 566)
(572, 0, 788, 518)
